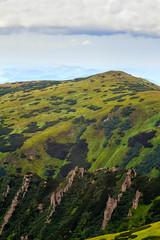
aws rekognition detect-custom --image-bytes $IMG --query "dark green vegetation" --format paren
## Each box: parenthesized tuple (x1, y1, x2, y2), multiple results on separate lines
(0, 169, 160, 240)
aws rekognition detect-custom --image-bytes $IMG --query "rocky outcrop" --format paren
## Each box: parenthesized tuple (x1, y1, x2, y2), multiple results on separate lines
(37, 203, 43, 213)
(101, 196, 118, 230)
(121, 169, 135, 192)
(128, 190, 142, 217)
(3, 185, 10, 198)
(47, 167, 84, 222)
(109, 167, 117, 172)
(0, 174, 33, 236)
(133, 190, 142, 209)
(93, 167, 117, 173)
(101, 170, 136, 230)
(20, 235, 28, 240)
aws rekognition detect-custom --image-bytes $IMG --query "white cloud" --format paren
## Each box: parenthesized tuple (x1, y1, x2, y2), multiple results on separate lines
(70, 39, 80, 45)
(0, 0, 160, 37)
(70, 39, 91, 45)
(81, 40, 91, 45)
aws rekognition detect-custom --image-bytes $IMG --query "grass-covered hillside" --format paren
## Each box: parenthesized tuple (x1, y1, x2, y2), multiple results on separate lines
(87, 221, 160, 240)
(0, 71, 160, 178)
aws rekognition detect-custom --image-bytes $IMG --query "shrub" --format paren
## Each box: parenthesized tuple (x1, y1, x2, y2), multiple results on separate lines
(117, 99, 125, 102)
(67, 90, 77, 94)
(139, 98, 145, 102)
(155, 120, 160, 127)
(120, 143, 142, 169)
(103, 142, 108, 148)
(0, 133, 29, 152)
(119, 119, 132, 131)
(100, 116, 121, 141)
(0, 125, 13, 136)
(115, 139, 121, 145)
(121, 106, 135, 117)
(128, 131, 156, 148)
(87, 105, 102, 111)
(110, 105, 123, 113)
(135, 144, 160, 175)
(64, 99, 77, 105)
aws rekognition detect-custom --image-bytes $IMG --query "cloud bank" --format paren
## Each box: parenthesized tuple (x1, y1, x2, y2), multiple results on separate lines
(0, 0, 160, 37)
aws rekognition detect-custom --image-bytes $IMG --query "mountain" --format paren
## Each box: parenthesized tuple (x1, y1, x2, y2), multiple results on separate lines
(0, 70, 160, 179)
(0, 65, 104, 83)
(0, 70, 160, 239)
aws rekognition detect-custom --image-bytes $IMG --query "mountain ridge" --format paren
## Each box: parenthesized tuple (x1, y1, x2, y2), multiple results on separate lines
(0, 70, 160, 179)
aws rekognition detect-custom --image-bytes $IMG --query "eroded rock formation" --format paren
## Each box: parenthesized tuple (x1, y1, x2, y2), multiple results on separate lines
(0, 174, 33, 235)
(101, 169, 136, 230)
(128, 190, 142, 217)
(20, 235, 28, 240)
(121, 169, 135, 192)
(3, 185, 10, 198)
(101, 196, 118, 230)
(47, 167, 84, 222)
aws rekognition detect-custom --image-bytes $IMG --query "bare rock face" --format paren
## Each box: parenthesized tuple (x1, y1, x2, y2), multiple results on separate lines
(37, 203, 43, 213)
(121, 169, 136, 192)
(47, 167, 84, 222)
(127, 190, 142, 217)
(101, 196, 118, 230)
(101, 170, 136, 230)
(128, 209, 132, 217)
(20, 235, 28, 240)
(3, 185, 10, 198)
(133, 190, 142, 209)
(109, 167, 117, 172)
(0, 174, 33, 236)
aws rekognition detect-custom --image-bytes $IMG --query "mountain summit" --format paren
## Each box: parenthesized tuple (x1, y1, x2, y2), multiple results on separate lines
(0, 70, 160, 178)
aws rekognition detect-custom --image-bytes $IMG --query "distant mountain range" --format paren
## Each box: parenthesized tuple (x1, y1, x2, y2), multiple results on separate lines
(0, 65, 105, 83)
(0, 65, 159, 86)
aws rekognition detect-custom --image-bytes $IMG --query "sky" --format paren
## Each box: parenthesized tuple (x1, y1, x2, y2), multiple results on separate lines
(0, 0, 160, 84)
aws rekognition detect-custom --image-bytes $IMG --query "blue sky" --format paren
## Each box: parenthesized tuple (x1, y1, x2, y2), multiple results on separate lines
(0, 0, 160, 84)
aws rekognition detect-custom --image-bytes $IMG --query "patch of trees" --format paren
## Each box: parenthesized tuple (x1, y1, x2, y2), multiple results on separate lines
(87, 105, 102, 111)
(100, 116, 121, 139)
(135, 144, 160, 176)
(23, 120, 60, 133)
(0, 133, 29, 153)
(72, 116, 97, 125)
(121, 106, 135, 117)
(128, 131, 156, 148)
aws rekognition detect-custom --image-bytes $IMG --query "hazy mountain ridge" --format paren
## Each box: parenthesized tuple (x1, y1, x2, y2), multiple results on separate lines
(0, 65, 104, 83)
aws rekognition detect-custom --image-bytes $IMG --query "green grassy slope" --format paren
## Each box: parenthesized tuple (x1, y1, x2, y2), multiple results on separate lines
(0, 71, 160, 178)
(87, 221, 160, 240)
